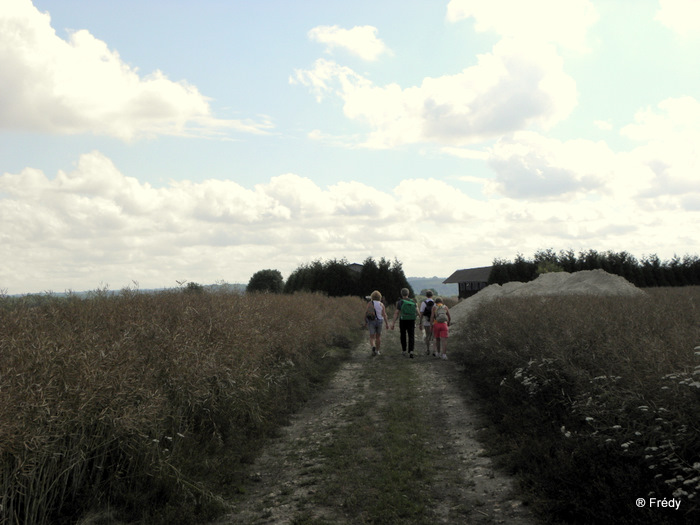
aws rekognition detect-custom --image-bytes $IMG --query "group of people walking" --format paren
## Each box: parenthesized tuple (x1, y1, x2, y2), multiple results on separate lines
(363, 288, 451, 360)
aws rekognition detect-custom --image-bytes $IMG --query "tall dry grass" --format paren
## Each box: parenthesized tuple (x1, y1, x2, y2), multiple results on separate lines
(0, 289, 362, 524)
(457, 287, 700, 524)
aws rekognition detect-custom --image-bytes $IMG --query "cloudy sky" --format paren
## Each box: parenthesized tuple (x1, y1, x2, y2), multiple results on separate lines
(1, 0, 699, 294)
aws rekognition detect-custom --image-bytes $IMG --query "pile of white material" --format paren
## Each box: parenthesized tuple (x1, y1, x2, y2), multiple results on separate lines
(449, 269, 645, 326)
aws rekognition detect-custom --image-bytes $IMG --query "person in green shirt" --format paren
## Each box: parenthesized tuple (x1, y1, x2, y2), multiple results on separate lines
(391, 288, 418, 358)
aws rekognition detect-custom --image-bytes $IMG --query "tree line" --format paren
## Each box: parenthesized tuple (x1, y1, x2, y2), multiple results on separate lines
(248, 257, 413, 305)
(489, 249, 700, 288)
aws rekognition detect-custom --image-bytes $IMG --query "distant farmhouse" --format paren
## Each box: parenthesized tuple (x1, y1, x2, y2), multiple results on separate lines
(347, 263, 364, 274)
(443, 266, 493, 299)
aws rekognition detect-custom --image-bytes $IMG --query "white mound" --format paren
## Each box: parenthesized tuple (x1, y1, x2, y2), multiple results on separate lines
(449, 269, 644, 326)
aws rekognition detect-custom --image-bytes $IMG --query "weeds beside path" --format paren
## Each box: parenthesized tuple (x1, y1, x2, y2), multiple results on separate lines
(213, 329, 537, 524)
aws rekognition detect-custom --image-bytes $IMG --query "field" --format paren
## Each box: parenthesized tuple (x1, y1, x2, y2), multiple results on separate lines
(456, 286, 700, 524)
(0, 290, 362, 524)
(1, 285, 699, 524)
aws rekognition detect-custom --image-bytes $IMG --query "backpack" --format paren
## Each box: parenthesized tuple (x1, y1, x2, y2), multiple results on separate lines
(435, 304, 448, 323)
(422, 299, 434, 319)
(365, 301, 377, 321)
(399, 299, 417, 320)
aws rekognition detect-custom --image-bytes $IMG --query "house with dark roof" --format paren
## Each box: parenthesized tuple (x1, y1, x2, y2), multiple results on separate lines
(347, 263, 363, 274)
(443, 266, 493, 299)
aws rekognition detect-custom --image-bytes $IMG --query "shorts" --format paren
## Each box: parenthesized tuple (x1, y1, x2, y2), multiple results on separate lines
(368, 319, 384, 335)
(432, 322, 449, 339)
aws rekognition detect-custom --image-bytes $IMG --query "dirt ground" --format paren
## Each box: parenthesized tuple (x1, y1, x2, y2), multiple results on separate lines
(211, 327, 539, 525)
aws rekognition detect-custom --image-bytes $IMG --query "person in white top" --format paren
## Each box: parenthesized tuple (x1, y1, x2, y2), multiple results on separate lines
(363, 290, 388, 356)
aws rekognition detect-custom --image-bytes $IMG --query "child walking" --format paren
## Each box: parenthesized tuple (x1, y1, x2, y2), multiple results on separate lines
(429, 297, 451, 360)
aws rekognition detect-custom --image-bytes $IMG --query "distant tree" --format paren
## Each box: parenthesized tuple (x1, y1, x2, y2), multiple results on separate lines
(247, 269, 284, 293)
(579, 249, 602, 271)
(324, 258, 356, 296)
(536, 260, 564, 275)
(360, 257, 382, 294)
(283, 256, 411, 302)
(490, 248, 700, 288)
(488, 257, 511, 285)
(558, 249, 578, 272)
(513, 253, 537, 282)
(184, 281, 204, 294)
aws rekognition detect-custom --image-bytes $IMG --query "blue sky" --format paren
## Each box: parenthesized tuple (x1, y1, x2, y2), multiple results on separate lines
(1, 0, 699, 294)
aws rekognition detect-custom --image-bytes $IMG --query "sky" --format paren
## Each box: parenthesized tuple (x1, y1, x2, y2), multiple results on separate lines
(1, 0, 699, 295)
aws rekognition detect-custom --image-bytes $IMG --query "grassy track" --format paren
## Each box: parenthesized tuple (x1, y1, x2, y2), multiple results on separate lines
(219, 323, 536, 525)
(222, 331, 466, 525)
(306, 337, 436, 524)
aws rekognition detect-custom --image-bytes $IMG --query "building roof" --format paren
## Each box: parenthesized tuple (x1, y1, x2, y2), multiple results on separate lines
(347, 263, 363, 273)
(443, 266, 493, 284)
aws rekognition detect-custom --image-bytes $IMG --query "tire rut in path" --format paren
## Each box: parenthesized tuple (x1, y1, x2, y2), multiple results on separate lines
(213, 335, 538, 524)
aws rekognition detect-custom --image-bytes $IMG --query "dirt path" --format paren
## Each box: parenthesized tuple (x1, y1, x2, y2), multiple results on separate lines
(212, 328, 538, 524)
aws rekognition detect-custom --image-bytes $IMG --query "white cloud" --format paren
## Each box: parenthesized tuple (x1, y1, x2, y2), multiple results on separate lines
(446, 0, 599, 52)
(293, 38, 577, 148)
(0, 0, 271, 140)
(655, 0, 700, 37)
(308, 25, 392, 61)
(594, 120, 613, 131)
(441, 146, 490, 160)
(485, 132, 613, 199)
(294, 1, 598, 150)
(621, 96, 700, 205)
(621, 96, 700, 142)
(2, 150, 698, 294)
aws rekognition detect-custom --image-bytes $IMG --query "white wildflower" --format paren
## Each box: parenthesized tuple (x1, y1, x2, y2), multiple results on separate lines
(673, 488, 689, 498)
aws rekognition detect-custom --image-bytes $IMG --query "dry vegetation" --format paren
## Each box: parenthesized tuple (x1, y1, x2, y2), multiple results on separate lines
(3, 283, 699, 524)
(457, 286, 700, 524)
(0, 289, 362, 524)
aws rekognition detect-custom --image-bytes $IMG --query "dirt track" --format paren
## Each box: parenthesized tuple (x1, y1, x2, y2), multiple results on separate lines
(212, 325, 538, 524)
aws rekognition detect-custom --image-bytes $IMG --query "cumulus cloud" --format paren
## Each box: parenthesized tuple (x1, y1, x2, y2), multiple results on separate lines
(446, 0, 599, 52)
(2, 150, 698, 294)
(621, 96, 700, 206)
(293, 0, 599, 150)
(655, 0, 700, 37)
(485, 132, 612, 199)
(308, 25, 392, 61)
(0, 0, 271, 140)
(292, 37, 577, 148)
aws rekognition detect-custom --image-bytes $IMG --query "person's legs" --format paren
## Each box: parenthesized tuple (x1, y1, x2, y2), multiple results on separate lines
(399, 320, 408, 353)
(368, 320, 378, 354)
(432, 323, 442, 356)
(375, 320, 384, 354)
(405, 320, 415, 356)
(435, 323, 449, 359)
(423, 325, 433, 354)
